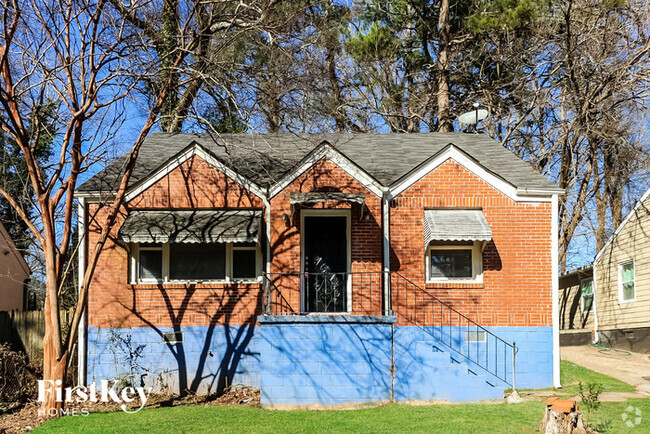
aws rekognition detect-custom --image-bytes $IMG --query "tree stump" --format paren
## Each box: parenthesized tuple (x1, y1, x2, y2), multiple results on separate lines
(539, 398, 595, 433)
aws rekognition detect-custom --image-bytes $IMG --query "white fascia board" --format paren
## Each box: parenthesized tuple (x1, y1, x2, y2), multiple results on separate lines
(124, 144, 268, 205)
(268, 143, 384, 198)
(75, 192, 117, 201)
(594, 186, 650, 263)
(389, 145, 552, 203)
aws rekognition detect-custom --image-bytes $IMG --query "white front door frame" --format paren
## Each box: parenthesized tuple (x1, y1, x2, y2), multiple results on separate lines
(300, 208, 352, 313)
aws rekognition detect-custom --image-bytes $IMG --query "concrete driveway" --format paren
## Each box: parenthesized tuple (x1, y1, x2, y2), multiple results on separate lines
(561, 345, 650, 395)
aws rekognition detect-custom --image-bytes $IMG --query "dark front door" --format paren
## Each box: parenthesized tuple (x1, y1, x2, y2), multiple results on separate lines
(303, 215, 348, 312)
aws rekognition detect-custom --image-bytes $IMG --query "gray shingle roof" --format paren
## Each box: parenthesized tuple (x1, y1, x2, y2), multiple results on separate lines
(78, 132, 560, 194)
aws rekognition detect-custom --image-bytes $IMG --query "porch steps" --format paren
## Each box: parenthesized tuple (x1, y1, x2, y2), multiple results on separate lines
(394, 340, 505, 402)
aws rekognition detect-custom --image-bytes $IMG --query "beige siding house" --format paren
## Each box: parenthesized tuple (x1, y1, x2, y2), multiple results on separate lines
(559, 266, 594, 346)
(0, 221, 30, 311)
(593, 188, 650, 353)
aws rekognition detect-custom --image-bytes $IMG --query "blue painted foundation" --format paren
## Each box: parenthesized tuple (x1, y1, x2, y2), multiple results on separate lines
(86, 319, 553, 405)
(256, 316, 394, 406)
(86, 325, 259, 395)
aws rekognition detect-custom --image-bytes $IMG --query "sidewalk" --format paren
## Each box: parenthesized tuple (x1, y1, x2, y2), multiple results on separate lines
(561, 345, 650, 395)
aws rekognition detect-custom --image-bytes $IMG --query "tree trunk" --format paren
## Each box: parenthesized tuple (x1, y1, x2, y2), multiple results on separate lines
(39, 237, 69, 415)
(41, 271, 68, 415)
(159, 0, 180, 132)
(436, 0, 452, 132)
(41, 327, 68, 415)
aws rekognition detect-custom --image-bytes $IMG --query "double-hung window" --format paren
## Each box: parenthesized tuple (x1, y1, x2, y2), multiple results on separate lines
(426, 242, 483, 283)
(138, 243, 164, 281)
(618, 260, 635, 303)
(580, 278, 593, 313)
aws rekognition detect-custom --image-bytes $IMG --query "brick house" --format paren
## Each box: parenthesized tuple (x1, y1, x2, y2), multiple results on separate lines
(76, 132, 562, 406)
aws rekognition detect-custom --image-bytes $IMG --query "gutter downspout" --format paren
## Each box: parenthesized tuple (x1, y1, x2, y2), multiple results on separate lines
(551, 194, 561, 388)
(77, 197, 87, 387)
(382, 189, 391, 316)
(264, 192, 271, 277)
(591, 262, 599, 344)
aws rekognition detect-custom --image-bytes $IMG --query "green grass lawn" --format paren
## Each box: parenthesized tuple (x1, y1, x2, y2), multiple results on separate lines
(35, 361, 648, 433)
(558, 360, 637, 396)
(35, 402, 548, 433)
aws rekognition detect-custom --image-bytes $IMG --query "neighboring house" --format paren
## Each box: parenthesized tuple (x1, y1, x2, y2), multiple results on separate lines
(76, 132, 562, 407)
(0, 220, 30, 311)
(591, 188, 650, 353)
(558, 266, 594, 346)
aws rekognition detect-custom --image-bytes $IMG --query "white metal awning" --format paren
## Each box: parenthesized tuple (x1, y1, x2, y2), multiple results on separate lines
(118, 210, 262, 244)
(423, 210, 492, 244)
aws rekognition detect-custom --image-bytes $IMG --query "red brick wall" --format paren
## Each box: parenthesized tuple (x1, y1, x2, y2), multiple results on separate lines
(87, 153, 552, 328)
(390, 159, 552, 327)
(87, 155, 264, 328)
(269, 158, 384, 314)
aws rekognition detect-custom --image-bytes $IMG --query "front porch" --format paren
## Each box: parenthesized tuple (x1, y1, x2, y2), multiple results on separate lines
(255, 270, 526, 407)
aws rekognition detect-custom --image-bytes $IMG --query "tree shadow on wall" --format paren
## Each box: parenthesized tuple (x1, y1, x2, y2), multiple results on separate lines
(115, 282, 261, 397)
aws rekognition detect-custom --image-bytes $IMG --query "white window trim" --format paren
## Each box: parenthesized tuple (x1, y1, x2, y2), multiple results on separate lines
(425, 242, 483, 284)
(299, 208, 352, 314)
(617, 260, 636, 304)
(579, 277, 594, 313)
(130, 242, 262, 284)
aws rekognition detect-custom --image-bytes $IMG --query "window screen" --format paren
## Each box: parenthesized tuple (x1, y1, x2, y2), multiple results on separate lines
(430, 249, 472, 279)
(233, 249, 256, 279)
(580, 278, 593, 312)
(139, 249, 162, 280)
(169, 243, 226, 280)
(620, 262, 635, 301)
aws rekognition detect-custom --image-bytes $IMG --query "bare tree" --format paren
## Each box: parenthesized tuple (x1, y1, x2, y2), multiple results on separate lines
(0, 0, 204, 413)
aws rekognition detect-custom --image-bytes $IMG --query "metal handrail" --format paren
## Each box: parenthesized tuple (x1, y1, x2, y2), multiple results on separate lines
(262, 271, 385, 316)
(261, 270, 516, 388)
(391, 272, 516, 388)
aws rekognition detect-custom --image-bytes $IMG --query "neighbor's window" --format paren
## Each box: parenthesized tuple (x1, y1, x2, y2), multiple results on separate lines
(618, 261, 635, 303)
(133, 242, 259, 283)
(426, 242, 482, 282)
(580, 278, 593, 313)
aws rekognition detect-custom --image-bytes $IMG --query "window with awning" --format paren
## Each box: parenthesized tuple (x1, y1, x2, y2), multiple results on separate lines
(424, 210, 492, 282)
(120, 210, 262, 283)
(423, 209, 492, 245)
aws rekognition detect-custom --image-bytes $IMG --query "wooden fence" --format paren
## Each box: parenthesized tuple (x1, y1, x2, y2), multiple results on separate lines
(0, 309, 73, 361)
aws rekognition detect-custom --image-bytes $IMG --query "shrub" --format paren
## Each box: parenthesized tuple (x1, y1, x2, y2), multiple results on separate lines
(578, 381, 603, 413)
(0, 343, 38, 411)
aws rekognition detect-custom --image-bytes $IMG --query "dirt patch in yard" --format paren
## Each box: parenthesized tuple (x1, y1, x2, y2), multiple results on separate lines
(0, 403, 45, 434)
